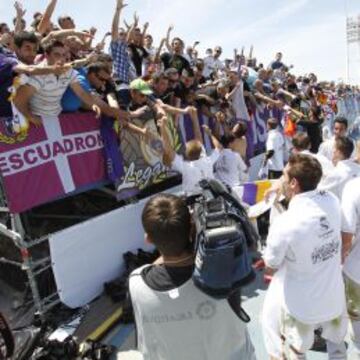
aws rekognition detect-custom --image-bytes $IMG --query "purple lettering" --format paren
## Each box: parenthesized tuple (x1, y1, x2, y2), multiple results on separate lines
(63, 139, 74, 153)
(52, 141, 65, 157)
(0, 157, 10, 174)
(75, 137, 85, 151)
(24, 149, 37, 165)
(9, 153, 24, 170)
(85, 135, 96, 148)
(37, 144, 51, 161)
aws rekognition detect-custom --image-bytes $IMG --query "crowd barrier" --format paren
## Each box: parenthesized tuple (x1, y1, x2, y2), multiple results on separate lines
(0, 94, 360, 317)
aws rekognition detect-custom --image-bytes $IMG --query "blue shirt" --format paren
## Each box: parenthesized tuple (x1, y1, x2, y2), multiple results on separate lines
(61, 68, 91, 112)
(0, 48, 18, 117)
(110, 40, 130, 84)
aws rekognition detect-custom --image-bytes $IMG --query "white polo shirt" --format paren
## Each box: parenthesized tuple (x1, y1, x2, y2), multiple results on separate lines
(27, 61, 78, 117)
(171, 149, 219, 196)
(266, 129, 284, 172)
(264, 190, 345, 324)
(214, 149, 248, 187)
(342, 177, 360, 284)
(318, 159, 360, 199)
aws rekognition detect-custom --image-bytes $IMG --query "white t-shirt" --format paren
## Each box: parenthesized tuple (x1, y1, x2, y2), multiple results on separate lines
(266, 129, 284, 171)
(171, 149, 219, 195)
(318, 136, 356, 161)
(318, 159, 360, 199)
(214, 149, 248, 187)
(203, 56, 224, 78)
(301, 150, 334, 180)
(342, 178, 360, 284)
(264, 190, 345, 324)
(27, 62, 78, 117)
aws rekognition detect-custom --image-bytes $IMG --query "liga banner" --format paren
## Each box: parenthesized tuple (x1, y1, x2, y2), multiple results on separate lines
(0, 112, 107, 213)
(115, 114, 184, 199)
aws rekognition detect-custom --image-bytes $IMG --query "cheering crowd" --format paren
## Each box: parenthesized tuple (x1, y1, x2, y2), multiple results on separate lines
(2, 0, 360, 359)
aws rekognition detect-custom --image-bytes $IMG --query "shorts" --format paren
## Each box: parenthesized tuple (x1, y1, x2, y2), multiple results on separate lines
(345, 274, 360, 321)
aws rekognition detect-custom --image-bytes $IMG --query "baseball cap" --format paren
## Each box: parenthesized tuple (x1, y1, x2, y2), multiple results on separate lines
(129, 79, 153, 95)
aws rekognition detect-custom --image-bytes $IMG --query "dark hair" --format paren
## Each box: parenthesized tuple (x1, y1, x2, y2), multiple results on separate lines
(58, 15, 72, 26)
(232, 122, 247, 137)
(287, 154, 322, 192)
(14, 31, 38, 48)
(86, 62, 110, 75)
(142, 194, 191, 257)
(267, 117, 278, 130)
(334, 116, 348, 129)
(335, 136, 354, 159)
(92, 53, 113, 64)
(220, 133, 236, 148)
(43, 39, 65, 55)
(152, 71, 168, 83)
(0, 23, 9, 32)
(172, 37, 184, 47)
(292, 132, 310, 151)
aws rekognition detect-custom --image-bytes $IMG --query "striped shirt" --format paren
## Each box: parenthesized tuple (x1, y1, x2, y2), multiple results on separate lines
(27, 64, 78, 117)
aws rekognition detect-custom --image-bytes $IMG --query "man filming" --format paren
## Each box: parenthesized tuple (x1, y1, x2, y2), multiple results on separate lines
(129, 193, 256, 360)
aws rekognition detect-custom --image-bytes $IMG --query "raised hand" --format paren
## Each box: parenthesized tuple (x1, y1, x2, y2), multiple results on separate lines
(14, 1, 26, 17)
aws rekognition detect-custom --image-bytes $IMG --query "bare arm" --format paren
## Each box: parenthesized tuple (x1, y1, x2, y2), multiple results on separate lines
(126, 13, 139, 44)
(38, 0, 57, 35)
(14, 63, 72, 76)
(341, 232, 353, 264)
(41, 30, 92, 46)
(202, 125, 222, 150)
(165, 25, 173, 53)
(141, 22, 149, 46)
(14, 1, 26, 34)
(159, 116, 175, 166)
(154, 38, 166, 62)
(112, 0, 127, 42)
(13, 84, 42, 127)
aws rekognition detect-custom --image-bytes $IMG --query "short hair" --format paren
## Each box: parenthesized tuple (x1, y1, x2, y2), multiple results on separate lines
(267, 117, 278, 130)
(185, 140, 202, 161)
(152, 71, 168, 83)
(43, 39, 65, 55)
(14, 31, 38, 48)
(292, 132, 310, 151)
(232, 122, 247, 137)
(86, 62, 110, 75)
(220, 133, 236, 148)
(58, 15, 72, 26)
(287, 154, 322, 192)
(0, 23, 8, 32)
(171, 37, 184, 47)
(335, 136, 354, 159)
(142, 194, 191, 257)
(92, 53, 113, 63)
(334, 116, 348, 129)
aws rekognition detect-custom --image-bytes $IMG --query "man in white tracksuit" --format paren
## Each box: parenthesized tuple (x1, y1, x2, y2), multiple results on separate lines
(262, 154, 347, 360)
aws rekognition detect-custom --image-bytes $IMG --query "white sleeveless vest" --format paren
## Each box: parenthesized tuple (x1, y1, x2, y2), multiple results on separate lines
(129, 265, 256, 360)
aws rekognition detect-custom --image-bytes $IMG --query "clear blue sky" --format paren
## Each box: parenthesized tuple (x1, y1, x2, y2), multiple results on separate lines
(1, 0, 360, 82)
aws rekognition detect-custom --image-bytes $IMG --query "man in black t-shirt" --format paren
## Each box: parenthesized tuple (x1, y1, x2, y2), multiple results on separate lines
(161, 37, 191, 75)
(128, 27, 149, 77)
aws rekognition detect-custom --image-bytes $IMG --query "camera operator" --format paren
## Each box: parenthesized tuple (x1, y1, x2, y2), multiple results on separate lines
(129, 194, 256, 360)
